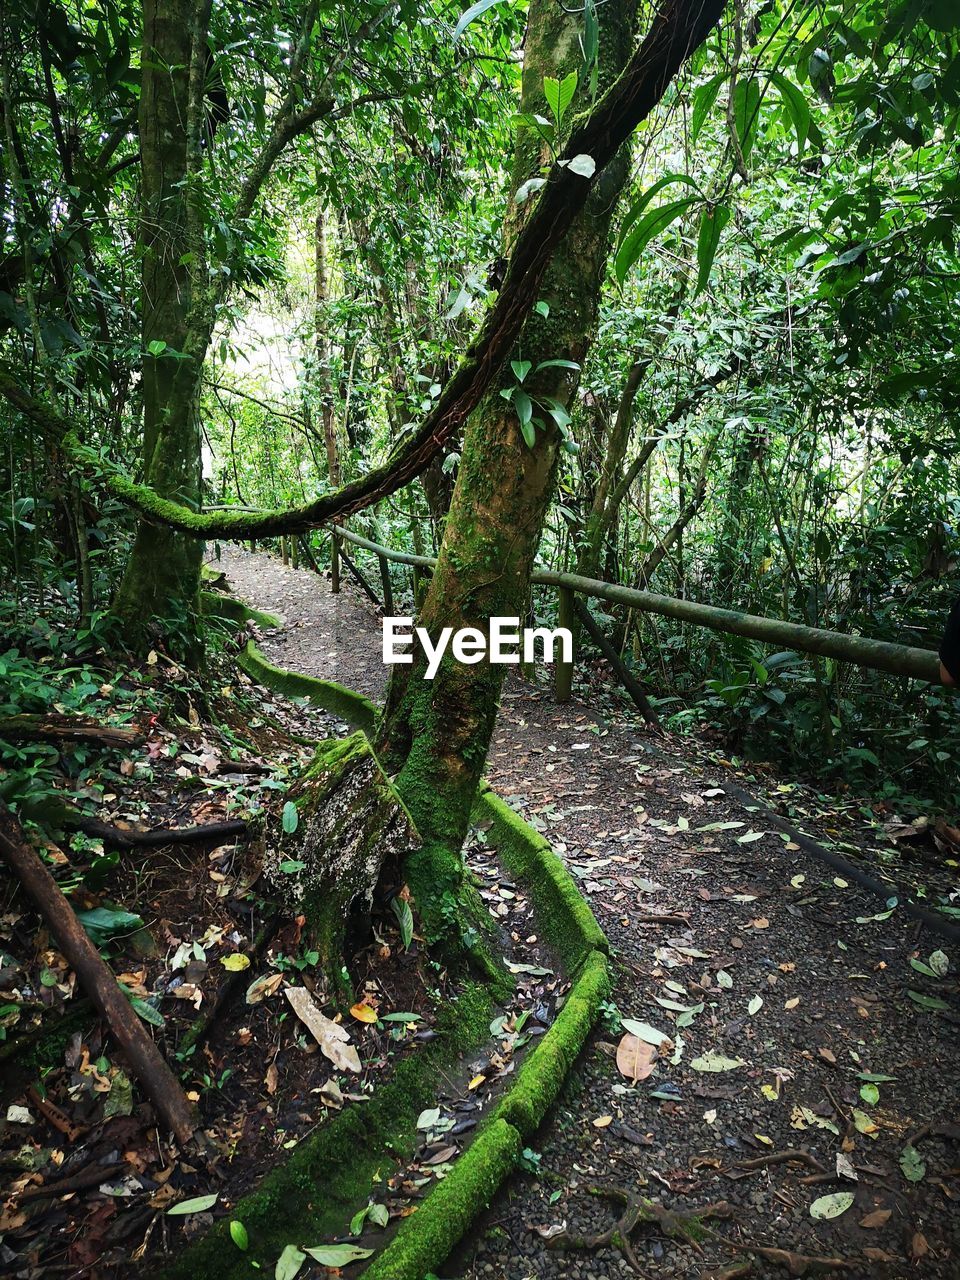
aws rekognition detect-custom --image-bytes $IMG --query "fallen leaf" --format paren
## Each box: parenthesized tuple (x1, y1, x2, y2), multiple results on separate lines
(616, 1033, 656, 1084)
(285, 987, 361, 1072)
(265, 1063, 279, 1095)
(810, 1191, 855, 1220)
(220, 953, 250, 972)
(168, 1193, 219, 1215)
(349, 1002, 378, 1024)
(899, 1144, 926, 1183)
(691, 1052, 745, 1073)
(750, 917, 770, 929)
(593, 1115, 613, 1128)
(784, 997, 800, 1010)
(245, 972, 283, 1004)
(859, 1208, 892, 1228)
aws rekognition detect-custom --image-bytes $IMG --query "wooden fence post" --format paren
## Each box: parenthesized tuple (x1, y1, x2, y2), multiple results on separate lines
(378, 554, 394, 616)
(290, 537, 299, 570)
(572, 596, 658, 725)
(555, 586, 574, 703)
(331, 532, 341, 594)
(281, 537, 289, 566)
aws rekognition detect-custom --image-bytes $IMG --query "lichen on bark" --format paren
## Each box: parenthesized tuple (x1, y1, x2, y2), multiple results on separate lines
(269, 732, 420, 994)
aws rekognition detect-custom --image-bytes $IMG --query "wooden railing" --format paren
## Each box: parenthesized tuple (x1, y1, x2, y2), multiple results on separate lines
(320, 526, 942, 703)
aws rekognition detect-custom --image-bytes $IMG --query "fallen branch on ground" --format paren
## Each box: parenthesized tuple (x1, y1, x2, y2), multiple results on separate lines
(0, 799, 196, 1145)
(62, 810, 249, 848)
(0, 714, 143, 748)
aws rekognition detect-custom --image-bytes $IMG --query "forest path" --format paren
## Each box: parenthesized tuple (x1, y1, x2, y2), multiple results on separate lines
(216, 543, 959, 1280)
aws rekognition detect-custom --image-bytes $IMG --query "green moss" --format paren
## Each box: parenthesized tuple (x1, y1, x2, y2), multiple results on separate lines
(238, 641, 379, 735)
(472, 784, 608, 972)
(361, 1119, 522, 1280)
(495, 950, 609, 1136)
(200, 591, 280, 629)
(153, 984, 493, 1280)
(219, 646, 612, 1280)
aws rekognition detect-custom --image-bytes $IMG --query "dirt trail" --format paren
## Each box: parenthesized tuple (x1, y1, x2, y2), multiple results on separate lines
(217, 543, 960, 1280)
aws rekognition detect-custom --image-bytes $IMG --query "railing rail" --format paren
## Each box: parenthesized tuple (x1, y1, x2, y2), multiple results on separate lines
(323, 525, 942, 697)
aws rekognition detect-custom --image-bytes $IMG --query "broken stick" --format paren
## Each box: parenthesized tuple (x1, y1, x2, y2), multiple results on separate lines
(0, 800, 196, 1145)
(0, 713, 143, 748)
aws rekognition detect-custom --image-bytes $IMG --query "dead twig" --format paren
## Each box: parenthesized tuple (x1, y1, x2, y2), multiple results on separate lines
(727, 1149, 827, 1175)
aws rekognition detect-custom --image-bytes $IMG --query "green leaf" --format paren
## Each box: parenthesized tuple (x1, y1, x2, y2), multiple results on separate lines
(859, 1083, 880, 1105)
(379, 1011, 421, 1023)
(131, 997, 165, 1028)
(544, 70, 578, 125)
(809, 1191, 855, 1219)
(618, 173, 701, 243)
(514, 388, 534, 447)
(77, 907, 144, 939)
(282, 801, 298, 834)
(147, 339, 167, 356)
(511, 360, 531, 382)
(732, 78, 762, 162)
(695, 203, 730, 294)
(534, 300, 550, 318)
(565, 153, 595, 178)
(229, 1220, 249, 1251)
(452, 0, 507, 42)
(899, 1144, 926, 1182)
(392, 897, 414, 949)
(168, 1194, 219, 1216)
(691, 72, 727, 144)
(615, 196, 699, 285)
(303, 1244, 374, 1267)
(275, 1244, 306, 1280)
(769, 71, 810, 151)
(620, 1019, 670, 1046)
(534, 358, 581, 374)
(908, 990, 950, 1012)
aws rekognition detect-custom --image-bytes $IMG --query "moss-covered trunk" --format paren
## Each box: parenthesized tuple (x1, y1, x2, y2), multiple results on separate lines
(112, 0, 205, 658)
(377, 0, 634, 937)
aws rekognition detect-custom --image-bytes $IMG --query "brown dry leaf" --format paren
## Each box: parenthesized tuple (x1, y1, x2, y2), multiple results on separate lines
(818, 1047, 837, 1065)
(593, 1115, 613, 1128)
(285, 987, 361, 1072)
(860, 1209, 892, 1228)
(750, 917, 770, 929)
(863, 1248, 897, 1263)
(264, 1063, 279, 1095)
(616, 1033, 657, 1084)
(784, 997, 800, 1010)
(911, 1233, 929, 1260)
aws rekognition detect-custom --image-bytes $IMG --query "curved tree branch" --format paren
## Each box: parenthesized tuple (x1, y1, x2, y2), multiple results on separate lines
(0, 0, 727, 540)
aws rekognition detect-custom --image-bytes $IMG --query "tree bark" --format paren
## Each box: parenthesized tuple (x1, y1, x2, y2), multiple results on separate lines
(111, 0, 205, 657)
(376, 0, 637, 929)
(268, 732, 419, 990)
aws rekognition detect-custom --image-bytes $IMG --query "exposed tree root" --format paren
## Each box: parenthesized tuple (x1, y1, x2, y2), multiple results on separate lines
(725, 1148, 828, 1176)
(548, 1182, 854, 1277)
(548, 1183, 733, 1272)
(62, 810, 249, 848)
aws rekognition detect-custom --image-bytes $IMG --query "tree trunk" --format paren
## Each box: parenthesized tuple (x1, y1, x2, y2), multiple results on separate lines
(376, 0, 635, 937)
(112, 0, 205, 658)
(268, 732, 419, 993)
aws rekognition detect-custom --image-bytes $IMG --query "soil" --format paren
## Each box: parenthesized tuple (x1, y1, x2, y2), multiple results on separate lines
(215, 543, 960, 1280)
